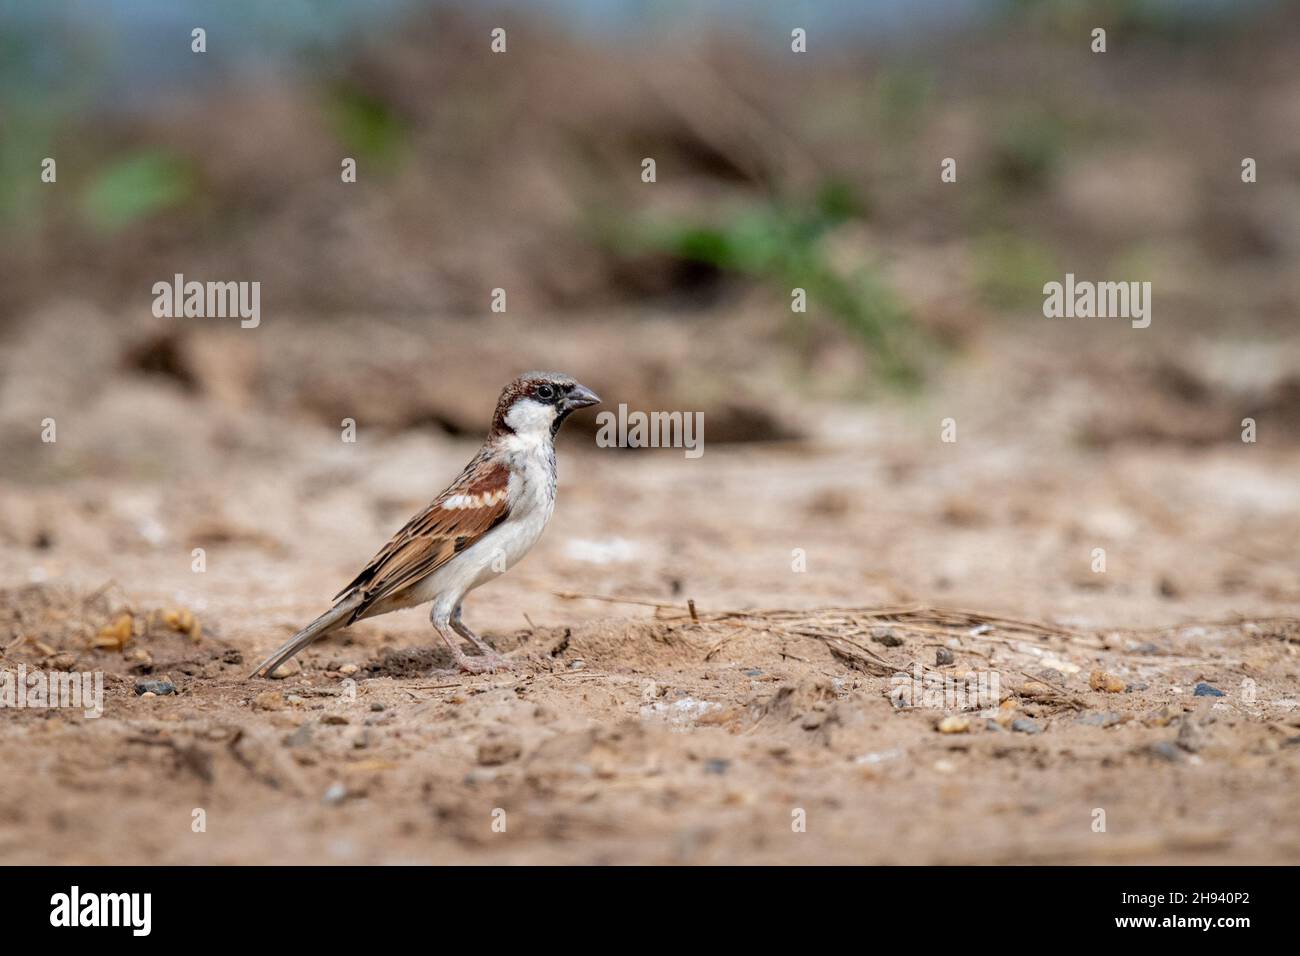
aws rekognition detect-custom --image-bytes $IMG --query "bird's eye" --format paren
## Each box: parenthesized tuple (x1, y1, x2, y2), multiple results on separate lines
(536, 384, 555, 401)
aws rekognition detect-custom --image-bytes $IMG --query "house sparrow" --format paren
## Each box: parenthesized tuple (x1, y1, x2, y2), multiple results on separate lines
(249, 372, 600, 678)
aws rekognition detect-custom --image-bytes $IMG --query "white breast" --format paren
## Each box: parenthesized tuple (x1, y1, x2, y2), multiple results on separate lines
(415, 431, 557, 617)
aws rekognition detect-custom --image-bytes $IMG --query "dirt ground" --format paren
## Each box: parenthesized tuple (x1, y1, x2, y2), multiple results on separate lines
(4, 0, 1300, 869)
(2, 308, 1298, 865)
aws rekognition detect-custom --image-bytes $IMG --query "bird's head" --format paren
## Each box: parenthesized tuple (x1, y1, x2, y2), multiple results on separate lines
(491, 371, 601, 440)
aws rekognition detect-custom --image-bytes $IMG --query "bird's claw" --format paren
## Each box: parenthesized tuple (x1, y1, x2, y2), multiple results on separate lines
(460, 654, 510, 674)
(433, 652, 519, 677)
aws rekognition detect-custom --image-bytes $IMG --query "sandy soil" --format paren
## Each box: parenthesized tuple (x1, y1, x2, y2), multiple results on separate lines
(2, 311, 1298, 865)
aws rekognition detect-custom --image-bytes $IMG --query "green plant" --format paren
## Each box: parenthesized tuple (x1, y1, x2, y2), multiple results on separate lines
(80, 151, 196, 233)
(627, 181, 924, 388)
(325, 83, 409, 170)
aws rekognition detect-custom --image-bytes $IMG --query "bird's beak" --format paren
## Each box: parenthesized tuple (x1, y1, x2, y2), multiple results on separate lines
(564, 383, 601, 412)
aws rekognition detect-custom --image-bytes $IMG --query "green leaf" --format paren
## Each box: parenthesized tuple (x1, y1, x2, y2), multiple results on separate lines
(81, 152, 194, 232)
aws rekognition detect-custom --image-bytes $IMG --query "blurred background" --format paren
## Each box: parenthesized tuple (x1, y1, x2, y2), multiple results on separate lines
(1, 0, 1298, 624)
(2, 0, 1300, 867)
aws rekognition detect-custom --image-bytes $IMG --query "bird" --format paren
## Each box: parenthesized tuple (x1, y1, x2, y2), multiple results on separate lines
(249, 371, 600, 679)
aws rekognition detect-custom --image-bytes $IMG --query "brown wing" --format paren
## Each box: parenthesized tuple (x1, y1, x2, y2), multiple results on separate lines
(335, 454, 512, 620)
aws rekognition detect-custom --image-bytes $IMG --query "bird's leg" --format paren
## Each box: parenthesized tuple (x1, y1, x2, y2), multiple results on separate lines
(430, 605, 499, 675)
(451, 604, 514, 670)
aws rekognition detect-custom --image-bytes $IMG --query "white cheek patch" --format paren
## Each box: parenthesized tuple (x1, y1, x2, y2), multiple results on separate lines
(505, 397, 557, 436)
(441, 488, 507, 510)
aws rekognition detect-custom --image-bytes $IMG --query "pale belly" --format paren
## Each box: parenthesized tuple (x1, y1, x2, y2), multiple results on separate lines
(394, 462, 556, 616)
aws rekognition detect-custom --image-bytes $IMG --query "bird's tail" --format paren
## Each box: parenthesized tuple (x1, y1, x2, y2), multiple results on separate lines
(248, 594, 362, 679)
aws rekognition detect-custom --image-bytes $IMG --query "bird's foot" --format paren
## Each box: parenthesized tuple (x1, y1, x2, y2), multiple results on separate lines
(434, 651, 518, 676)
(458, 653, 508, 675)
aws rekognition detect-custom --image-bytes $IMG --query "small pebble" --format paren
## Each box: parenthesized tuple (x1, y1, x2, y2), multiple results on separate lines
(370, 702, 386, 712)
(339, 664, 359, 676)
(252, 690, 286, 711)
(871, 627, 904, 647)
(269, 658, 301, 679)
(990, 712, 1017, 730)
(937, 715, 971, 734)
(321, 714, 349, 725)
(935, 647, 954, 666)
(1089, 670, 1126, 694)
(704, 758, 730, 775)
(1011, 718, 1042, 734)
(1194, 682, 1225, 698)
(139, 691, 157, 699)
(134, 679, 176, 696)
(322, 782, 347, 805)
